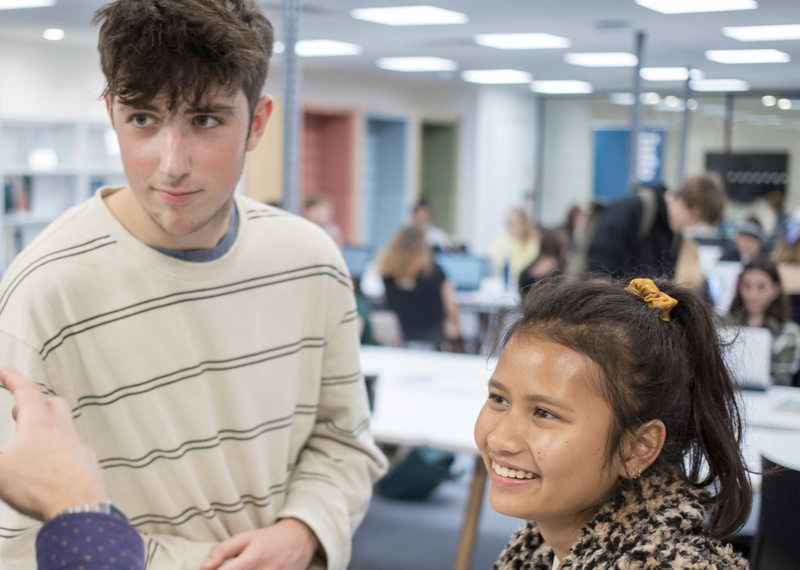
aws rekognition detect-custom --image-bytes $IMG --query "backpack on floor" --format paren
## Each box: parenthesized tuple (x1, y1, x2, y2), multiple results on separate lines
(375, 446, 455, 501)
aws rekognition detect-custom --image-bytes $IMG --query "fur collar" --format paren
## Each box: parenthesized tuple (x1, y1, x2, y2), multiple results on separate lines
(492, 470, 748, 570)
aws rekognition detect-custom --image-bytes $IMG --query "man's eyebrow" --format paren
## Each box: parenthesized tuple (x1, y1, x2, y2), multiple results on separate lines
(489, 378, 575, 412)
(186, 104, 237, 115)
(121, 102, 161, 113)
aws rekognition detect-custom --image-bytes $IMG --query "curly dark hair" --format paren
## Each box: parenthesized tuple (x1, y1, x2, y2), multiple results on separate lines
(492, 275, 752, 539)
(93, 0, 274, 118)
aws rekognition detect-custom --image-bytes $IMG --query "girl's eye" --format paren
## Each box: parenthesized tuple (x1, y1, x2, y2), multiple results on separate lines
(488, 393, 509, 407)
(132, 114, 154, 127)
(533, 407, 557, 420)
(195, 116, 221, 128)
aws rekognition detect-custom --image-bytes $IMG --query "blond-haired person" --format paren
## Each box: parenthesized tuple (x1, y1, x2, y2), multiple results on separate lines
(378, 226, 460, 347)
(489, 208, 541, 283)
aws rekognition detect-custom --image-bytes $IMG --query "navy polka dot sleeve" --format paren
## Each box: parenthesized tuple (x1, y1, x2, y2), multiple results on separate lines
(36, 513, 145, 570)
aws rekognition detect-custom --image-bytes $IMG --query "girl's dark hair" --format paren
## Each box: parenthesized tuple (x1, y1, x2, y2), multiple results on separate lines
(94, 0, 274, 119)
(493, 275, 752, 539)
(729, 257, 791, 323)
(535, 229, 569, 268)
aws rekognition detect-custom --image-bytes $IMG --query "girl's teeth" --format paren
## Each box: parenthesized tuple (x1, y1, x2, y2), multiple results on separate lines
(492, 461, 535, 480)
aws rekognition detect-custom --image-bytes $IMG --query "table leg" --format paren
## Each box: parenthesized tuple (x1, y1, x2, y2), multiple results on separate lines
(453, 455, 488, 570)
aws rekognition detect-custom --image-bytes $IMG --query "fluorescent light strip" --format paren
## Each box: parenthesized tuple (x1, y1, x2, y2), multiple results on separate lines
(0, 0, 55, 8)
(690, 79, 750, 91)
(531, 80, 593, 94)
(564, 52, 637, 67)
(640, 67, 689, 81)
(475, 33, 571, 50)
(722, 24, 800, 42)
(351, 5, 468, 26)
(706, 49, 790, 64)
(43, 28, 64, 40)
(461, 69, 532, 84)
(377, 57, 458, 72)
(635, 0, 757, 14)
(295, 40, 362, 57)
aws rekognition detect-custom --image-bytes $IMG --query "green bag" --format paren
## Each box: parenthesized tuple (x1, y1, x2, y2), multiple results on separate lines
(375, 447, 455, 501)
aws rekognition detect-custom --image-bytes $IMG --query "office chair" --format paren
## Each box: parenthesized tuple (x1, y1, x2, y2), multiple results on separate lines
(749, 456, 800, 570)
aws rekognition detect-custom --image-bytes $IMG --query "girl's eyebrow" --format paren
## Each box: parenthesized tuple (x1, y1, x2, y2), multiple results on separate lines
(489, 378, 574, 412)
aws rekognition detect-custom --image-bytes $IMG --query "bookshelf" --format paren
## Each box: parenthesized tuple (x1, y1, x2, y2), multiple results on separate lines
(0, 118, 126, 271)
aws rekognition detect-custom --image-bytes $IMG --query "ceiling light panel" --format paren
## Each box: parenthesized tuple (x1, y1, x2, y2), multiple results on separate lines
(461, 69, 532, 84)
(564, 52, 637, 67)
(690, 79, 750, 91)
(706, 49, 790, 64)
(0, 0, 55, 8)
(722, 24, 800, 42)
(377, 57, 458, 72)
(295, 40, 362, 57)
(475, 33, 571, 50)
(351, 5, 468, 26)
(635, 0, 757, 14)
(43, 28, 64, 40)
(640, 67, 689, 81)
(531, 80, 593, 94)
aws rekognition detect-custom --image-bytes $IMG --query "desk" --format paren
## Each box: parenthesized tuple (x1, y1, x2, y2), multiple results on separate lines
(361, 346, 800, 570)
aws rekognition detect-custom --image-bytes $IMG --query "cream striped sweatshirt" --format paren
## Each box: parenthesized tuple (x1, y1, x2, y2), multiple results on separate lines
(0, 187, 387, 570)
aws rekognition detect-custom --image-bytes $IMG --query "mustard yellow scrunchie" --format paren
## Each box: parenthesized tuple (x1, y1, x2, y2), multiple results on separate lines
(625, 278, 678, 322)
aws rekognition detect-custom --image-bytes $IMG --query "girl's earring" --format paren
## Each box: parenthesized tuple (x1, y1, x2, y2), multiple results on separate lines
(633, 469, 642, 480)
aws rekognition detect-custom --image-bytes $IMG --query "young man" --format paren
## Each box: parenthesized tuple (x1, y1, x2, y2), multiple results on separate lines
(0, 2, 386, 569)
(586, 174, 726, 279)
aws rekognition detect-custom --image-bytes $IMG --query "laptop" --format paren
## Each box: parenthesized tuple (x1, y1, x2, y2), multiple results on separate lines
(434, 253, 485, 291)
(719, 327, 773, 391)
(342, 246, 372, 279)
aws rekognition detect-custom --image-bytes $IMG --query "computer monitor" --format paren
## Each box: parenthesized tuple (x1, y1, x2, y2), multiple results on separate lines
(342, 246, 372, 279)
(434, 253, 485, 291)
(720, 326, 773, 391)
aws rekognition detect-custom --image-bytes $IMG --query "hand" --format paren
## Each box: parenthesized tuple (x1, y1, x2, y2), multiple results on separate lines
(443, 317, 460, 341)
(201, 518, 319, 570)
(0, 367, 108, 521)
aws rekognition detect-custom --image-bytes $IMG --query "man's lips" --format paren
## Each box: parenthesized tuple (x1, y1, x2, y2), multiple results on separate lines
(155, 189, 200, 204)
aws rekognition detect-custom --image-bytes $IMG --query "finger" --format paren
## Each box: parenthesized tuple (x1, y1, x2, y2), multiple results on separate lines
(202, 533, 252, 570)
(47, 396, 81, 440)
(0, 368, 46, 422)
(214, 553, 262, 570)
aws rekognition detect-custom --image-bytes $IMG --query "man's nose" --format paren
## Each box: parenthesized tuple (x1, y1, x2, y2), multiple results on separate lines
(159, 124, 191, 184)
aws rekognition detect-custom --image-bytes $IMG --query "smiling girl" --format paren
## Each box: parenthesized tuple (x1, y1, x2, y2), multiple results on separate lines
(475, 277, 751, 570)
(728, 257, 800, 386)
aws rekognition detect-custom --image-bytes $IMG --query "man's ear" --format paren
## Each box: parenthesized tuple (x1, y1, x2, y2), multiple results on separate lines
(617, 419, 666, 479)
(104, 94, 115, 127)
(246, 95, 273, 152)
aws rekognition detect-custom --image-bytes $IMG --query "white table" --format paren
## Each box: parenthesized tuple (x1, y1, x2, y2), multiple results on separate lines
(360, 346, 800, 569)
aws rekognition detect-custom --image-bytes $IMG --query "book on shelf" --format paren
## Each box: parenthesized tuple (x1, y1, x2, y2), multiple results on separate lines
(3, 176, 31, 214)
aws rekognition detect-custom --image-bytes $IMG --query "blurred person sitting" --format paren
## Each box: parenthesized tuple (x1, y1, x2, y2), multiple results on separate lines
(303, 195, 344, 246)
(489, 208, 541, 284)
(585, 175, 725, 279)
(518, 229, 569, 295)
(719, 220, 764, 263)
(412, 198, 451, 251)
(564, 205, 587, 255)
(773, 205, 800, 325)
(728, 257, 800, 386)
(377, 226, 460, 348)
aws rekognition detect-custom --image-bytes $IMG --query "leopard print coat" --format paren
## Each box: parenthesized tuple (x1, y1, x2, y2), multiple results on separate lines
(493, 470, 748, 570)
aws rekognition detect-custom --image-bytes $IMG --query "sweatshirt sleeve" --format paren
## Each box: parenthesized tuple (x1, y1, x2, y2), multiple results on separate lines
(36, 513, 144, 570)
(276, 263, 388, 570)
